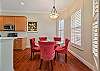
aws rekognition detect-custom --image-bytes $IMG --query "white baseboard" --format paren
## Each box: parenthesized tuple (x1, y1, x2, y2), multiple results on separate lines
(68, 49, 95, 71)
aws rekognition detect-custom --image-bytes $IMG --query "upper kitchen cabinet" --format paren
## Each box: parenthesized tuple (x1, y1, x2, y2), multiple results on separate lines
(0, 16, 4, 31)
(3, 16, 15, 25)
(0, 16, 27, 31)
(15, 16, 27, 31)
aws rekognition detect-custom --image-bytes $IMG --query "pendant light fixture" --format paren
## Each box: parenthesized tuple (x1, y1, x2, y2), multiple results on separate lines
(49, 0, 59, 19)
(20, 0, 24, 5)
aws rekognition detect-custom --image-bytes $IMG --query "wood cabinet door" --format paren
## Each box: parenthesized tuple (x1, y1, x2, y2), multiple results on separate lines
(14, 38, 22, 49)
(3, 16, 15, 25)
(0, 16, 4, 31)
(14, 38, 26, 50)
(15, 16, 27, 31)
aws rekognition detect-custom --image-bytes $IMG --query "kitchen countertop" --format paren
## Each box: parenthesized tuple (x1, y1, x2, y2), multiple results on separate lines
(0, 37, 18, 39)
(0, 37, 26, 39)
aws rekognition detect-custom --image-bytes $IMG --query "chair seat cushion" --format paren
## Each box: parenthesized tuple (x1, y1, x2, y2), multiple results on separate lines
(54, 44, 60, 49)
(55, 46, 67, 54)
(32, 46, 40, 52)
(35, 43, 39, 47)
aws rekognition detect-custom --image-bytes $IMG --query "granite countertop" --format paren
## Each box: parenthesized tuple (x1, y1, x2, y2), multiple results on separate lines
(0, 37, 18, 39)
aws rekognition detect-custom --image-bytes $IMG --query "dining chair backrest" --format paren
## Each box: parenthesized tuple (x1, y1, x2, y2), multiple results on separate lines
(39, 41, 55, 60)
(30, 38, 40, 60)
(39, 37, 47, 41)
(65, 38, 70, 49)
(30, 38, 35, 48)
(54, 37, 61, 42)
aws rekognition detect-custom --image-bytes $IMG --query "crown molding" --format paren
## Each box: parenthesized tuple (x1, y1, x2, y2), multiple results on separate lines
(0, 10, 64, 14)
(0, 10, 48, 14)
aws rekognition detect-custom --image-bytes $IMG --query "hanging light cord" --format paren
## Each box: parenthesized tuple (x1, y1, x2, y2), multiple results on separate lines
(52, 0, 57, 13)
(54, 0, 55, 7)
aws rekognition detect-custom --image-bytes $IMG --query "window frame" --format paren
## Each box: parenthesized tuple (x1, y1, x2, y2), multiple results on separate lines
(58, 19, 64, 41)
(92, 0, 99, 58)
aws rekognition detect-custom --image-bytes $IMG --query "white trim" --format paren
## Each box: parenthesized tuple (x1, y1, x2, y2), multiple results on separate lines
(0, 10, 49, 14)
(68, 49, 95, 71)
(0, 10, 64, 14)
(71, 43, 84, 51)
(93, 54, 99, 71)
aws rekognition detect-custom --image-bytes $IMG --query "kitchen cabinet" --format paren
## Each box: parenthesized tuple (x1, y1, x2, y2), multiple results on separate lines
(0, 16, 27, 31)
(0, 16, 4, 31)
(15, 16, 27, 31)
(0, 37, 15, 71)
(3, 16, 15, 25)
(14, 38, 26, 50)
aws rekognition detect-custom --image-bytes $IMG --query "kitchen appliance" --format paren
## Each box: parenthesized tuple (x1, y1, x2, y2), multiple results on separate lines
(4, 24, 15, 31)
(7, 33, 18, 37)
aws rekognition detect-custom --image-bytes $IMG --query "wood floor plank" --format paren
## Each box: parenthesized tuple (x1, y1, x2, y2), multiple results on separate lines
(14, 48, 92, 71)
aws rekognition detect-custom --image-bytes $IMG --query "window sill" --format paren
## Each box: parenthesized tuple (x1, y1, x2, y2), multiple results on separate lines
(71, 43, 84, 51)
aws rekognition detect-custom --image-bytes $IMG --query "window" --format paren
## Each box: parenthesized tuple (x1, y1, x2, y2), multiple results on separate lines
(58, 20, 64, 41)
(71, 9, 81, 46)
(92, 0, 99, 70)
(92, 0, 99, 57)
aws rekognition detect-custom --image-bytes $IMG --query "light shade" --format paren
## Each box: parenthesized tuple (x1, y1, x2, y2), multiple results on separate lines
(49, 12, 59, 19)
(49, 0, 59, 19)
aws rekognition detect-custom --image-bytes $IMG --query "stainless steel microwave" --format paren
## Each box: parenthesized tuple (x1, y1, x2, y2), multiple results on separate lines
(4, 24, 15, 31)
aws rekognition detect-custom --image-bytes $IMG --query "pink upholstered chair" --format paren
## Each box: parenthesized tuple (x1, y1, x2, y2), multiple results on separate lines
(54, 37, 61, 42)
(54, 37, 61, 48)
(39, 41, 55, 70)
(30, 38, 40, 60)
(55, 38, 70, 62)
(39, 37, 47, 41)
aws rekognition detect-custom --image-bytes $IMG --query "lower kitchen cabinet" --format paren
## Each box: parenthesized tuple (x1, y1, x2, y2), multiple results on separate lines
(14, 38, 26, 50)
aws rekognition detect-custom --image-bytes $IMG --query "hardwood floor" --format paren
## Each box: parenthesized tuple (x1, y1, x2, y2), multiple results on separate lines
(14, 48, 92, 71)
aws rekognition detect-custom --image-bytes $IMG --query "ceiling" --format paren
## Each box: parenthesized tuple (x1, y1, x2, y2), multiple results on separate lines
(0, 0, 73, 13)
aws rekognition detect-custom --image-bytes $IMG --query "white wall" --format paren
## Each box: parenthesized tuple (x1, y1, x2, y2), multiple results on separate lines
(0, 12, 57, 47)
(0, 0, 1, 12)
(0, 39, 1, 70)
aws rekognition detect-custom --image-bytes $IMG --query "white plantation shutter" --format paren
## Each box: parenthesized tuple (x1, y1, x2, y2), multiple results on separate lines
(58, 20, 64, 41)
(92, 0, 99, 57)
(92, 0, 99, 70)
(71, 9, 81, 46)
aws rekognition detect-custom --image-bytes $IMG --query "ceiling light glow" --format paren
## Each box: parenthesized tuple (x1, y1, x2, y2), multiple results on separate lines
(20, 1, 24, 5)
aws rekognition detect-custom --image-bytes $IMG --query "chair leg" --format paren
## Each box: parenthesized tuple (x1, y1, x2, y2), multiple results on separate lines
(39, 59, 43, 69)
(33, 52, 34, 56)
(65, 54, 67, 63)
(31, 51, 34, 60)
(54, 52, 56, 61)
(31, 51, 32, 60)
(50, 60, 53, 71)
(47, 61, 49, 70)
(57, 52, 59, 59)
